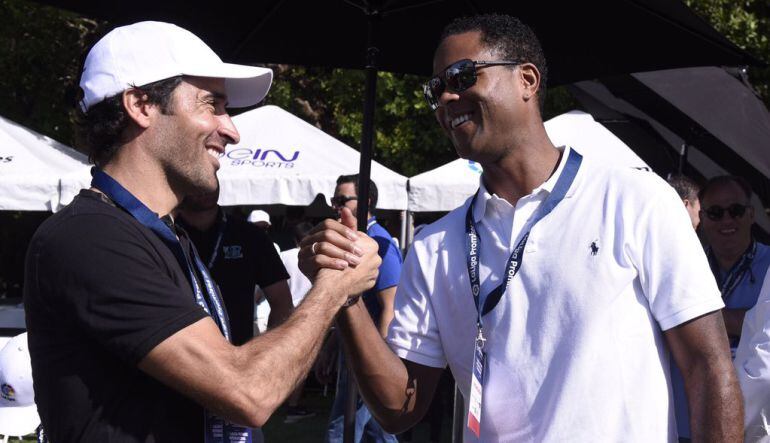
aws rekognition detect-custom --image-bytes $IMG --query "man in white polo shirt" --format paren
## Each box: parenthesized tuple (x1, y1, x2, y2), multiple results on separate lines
(300, 13, 742, 442)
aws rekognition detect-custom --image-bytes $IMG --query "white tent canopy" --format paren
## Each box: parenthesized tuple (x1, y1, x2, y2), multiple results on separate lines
(0, 115, 89, 211)
(219, 105, 408, 210)
(407, 110, 649, 212)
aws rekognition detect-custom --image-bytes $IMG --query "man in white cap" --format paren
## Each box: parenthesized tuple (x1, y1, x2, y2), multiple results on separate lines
(23, 21, 381, 443)
(0, 333, 40, 440)
(247, 210, 272, 231)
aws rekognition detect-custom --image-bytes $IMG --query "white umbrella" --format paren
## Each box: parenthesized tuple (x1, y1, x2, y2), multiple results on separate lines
(219, 105, 408, 210)
(0, 115, 89, 211)
(407, 110, 649, 212)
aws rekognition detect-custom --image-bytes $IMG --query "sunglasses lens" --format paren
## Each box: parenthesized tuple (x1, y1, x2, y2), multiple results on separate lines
(445, 60, 476, 92)
(727, 204, 748, 218)
(705, 206, 725, 221)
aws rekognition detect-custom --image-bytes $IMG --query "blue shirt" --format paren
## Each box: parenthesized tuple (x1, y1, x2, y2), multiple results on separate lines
(674, 241, 770, 438)
(361, 218, 403, 324)
(718, 242, 770, 310)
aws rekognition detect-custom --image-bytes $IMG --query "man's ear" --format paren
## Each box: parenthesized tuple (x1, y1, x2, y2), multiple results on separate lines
(122, 88, 155, 129)
(519, 63, 541, 102)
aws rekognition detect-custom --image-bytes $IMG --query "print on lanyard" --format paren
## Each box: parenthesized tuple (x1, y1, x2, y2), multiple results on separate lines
(90, 168, 231, 340)
(463, 149, 582, 438)
(708, 240, 757, 301)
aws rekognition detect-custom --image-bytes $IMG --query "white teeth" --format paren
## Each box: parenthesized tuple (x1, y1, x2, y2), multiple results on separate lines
(451, 113, 472, 129)
(206, 148, 220, 158)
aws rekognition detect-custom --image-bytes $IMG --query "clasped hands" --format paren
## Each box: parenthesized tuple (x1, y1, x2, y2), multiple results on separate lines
(298, 207, 381, 307)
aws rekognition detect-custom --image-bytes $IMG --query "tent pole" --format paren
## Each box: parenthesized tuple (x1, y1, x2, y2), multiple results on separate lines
(344, 4, 380, 443)
(399, 210, 408, 256)
(678, 143, 689, 174)
(451, 383, 464, 443)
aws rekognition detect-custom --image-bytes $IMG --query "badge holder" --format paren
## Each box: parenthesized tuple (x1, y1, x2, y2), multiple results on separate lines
(467, 327, 486, 438)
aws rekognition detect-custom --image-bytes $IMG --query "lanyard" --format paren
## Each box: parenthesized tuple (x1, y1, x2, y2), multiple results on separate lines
(465, 149, 582, 334)
(91, 168, 232, 342)
(707, 240, 757, 301)
(206, 211, 228, 269)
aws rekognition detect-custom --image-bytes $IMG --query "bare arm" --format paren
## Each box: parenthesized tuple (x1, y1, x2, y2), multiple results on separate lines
(336, 299, 443, 434)
(665, 310, 743, 442)
(263, 279, 293, 328)
(138, 228, 381, 428)
(722, 308, 747, 338)
(299, 208, 442, 433)
(376, 286, 397, 338)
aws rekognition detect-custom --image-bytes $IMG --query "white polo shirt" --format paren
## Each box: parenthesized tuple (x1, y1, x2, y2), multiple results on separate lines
(734, 268, 770, 441)
(387, 146, 723, 442)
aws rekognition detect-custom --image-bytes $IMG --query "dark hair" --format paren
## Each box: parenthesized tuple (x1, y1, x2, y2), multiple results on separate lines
(667, 174, 700, 201)
(74, 76, 183, 166)
(440, 14, 548, 109)
(336, 174, 378, 210)
(699, 175, 752, 202)
(292, 221, 314, 245)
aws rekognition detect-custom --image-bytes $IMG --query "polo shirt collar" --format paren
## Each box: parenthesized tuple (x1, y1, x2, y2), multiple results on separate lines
(473, 145, 572, 223)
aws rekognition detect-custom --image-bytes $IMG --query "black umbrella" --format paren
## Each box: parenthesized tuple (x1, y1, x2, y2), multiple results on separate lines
(573, 67, 770, 207)
(34, 0, 762, 440)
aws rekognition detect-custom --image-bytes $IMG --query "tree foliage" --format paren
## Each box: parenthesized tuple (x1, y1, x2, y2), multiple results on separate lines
(0, 0, 768, 177)
(685, 0, 770, 101)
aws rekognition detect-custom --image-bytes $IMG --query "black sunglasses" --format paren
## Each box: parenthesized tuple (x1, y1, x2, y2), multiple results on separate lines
(701, 203, 751, 221)
(331, 195, 358, 207)
(422, 59, 522, 111)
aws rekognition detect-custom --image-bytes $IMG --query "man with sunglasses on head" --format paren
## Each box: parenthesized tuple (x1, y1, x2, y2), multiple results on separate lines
(300, 13, 742, 442)
(319, 174, 401, 443)
(700, 176, 770, 350)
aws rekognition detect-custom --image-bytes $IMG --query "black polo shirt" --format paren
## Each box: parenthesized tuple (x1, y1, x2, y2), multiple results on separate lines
(180, 211, 289, 345)
(24, 190, 209, 443)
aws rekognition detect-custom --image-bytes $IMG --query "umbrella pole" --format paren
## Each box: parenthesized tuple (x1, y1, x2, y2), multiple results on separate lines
(345, 6, 380, 443)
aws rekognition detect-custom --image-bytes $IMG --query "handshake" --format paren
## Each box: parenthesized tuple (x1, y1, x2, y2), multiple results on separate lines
(297, 207, 382, 307)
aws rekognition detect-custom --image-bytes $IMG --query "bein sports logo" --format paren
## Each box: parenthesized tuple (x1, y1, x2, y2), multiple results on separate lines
(223, 148, 300, 168)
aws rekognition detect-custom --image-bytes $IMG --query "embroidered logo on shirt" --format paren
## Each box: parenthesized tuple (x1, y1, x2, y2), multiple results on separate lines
(223, 245, 243, 259)
(590, 240, 599, 256)
(1, 383, 16, 401)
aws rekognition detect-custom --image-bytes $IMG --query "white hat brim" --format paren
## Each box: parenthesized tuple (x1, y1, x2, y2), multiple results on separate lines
(182, 63, 273, 108)
(0, 404, 40, 437)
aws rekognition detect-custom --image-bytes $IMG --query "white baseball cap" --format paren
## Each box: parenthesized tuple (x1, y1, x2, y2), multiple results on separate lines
(0, 333, 40, 437)
(247, 210, 271, 226)
(79, 21, 273, 111)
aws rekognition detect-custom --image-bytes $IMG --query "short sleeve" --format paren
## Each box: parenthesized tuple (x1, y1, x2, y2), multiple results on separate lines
(251, 228, 289, 288)
(373, 234, 402, 291)
(631, 183, 724, 330)
(29, 214, 207, 365)
(386, 241, 446, 368)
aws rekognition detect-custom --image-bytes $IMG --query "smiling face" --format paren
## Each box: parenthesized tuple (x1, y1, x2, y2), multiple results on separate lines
(700, 180, 754, 256)
(151, 76, 240, 197)
(432, 31, 536, 163)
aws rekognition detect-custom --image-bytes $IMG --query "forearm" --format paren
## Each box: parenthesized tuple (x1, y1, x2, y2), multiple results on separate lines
(336, 299, 420, 431)
(682, 347, 744, 442)
(722, 308, 747, 337)
(234, 282, 341, 423)
(266, 296, 293, 329)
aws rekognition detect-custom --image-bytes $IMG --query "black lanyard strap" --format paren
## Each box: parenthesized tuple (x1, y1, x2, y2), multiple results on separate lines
(91, 168, 232, 341)
(466, 149, 582, 327)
